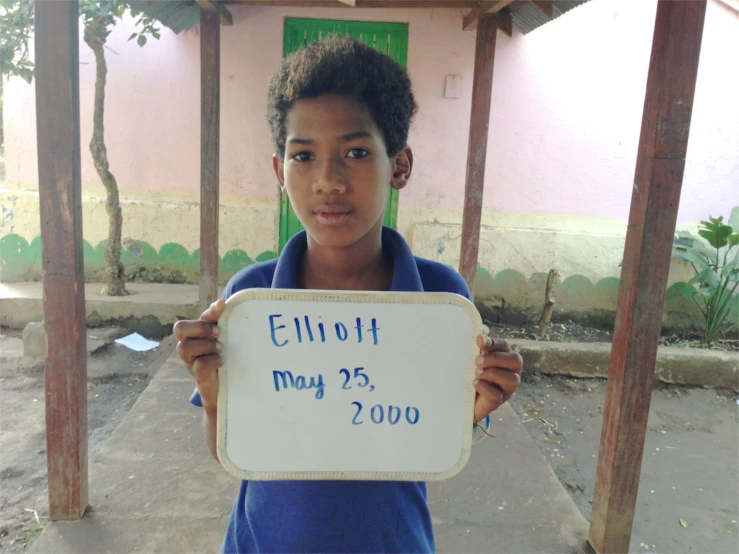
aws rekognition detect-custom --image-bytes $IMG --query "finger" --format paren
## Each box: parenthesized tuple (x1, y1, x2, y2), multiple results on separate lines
(173, 319, 220, 342)
(475, 367, 520, 400)
(476, 333, 493, 352)
(473, 381, 504, 422)
(189, 353, 223, 386)
(176, 338, 222, 365)
(200, 299, 226, 323)
(489, 338, 511, 353)
(475, 351, 523, 373)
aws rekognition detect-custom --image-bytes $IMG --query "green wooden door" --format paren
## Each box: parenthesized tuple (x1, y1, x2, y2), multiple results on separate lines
(279, 18, 409, 251)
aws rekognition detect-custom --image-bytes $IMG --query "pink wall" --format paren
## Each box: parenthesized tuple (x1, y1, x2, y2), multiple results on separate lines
(4, 12, 201, 197)
(4, 0, 737, 223)
(220, 5, 480, 203)
(484, 0, 739, 222)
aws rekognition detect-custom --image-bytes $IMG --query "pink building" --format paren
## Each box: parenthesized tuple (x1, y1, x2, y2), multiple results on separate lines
(2, 0, 737, 323)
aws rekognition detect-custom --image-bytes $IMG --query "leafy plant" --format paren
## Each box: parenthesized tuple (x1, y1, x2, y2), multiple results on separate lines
(672, 207, 739, 343)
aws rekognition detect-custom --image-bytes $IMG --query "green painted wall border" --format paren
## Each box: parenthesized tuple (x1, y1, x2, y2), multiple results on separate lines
(2, 232, 735, 327)
(0, 233, 276, 285)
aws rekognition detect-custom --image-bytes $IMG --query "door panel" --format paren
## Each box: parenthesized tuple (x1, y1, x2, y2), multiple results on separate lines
(279, 18, 409, 251)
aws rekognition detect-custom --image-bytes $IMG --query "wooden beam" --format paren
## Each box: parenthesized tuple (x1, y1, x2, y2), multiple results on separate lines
(531, 0, 552, 18)
(588, 1, 707, 553)
(498, 9, 513, 36)
(463, 1, 514, 30)
(195, 0, 234, 25)
(463, 8, 482, 30)
(200, 10, 221, 310)
(34, 0, 88, 520)
(459, 12, 498, 288)
(508, 0, 529, 10)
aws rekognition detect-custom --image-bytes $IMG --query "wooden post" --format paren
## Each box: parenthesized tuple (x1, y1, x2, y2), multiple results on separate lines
(200, 10, 221, 309)
(34, 0, 88, 520)
(459, 13, 498, 289)
(589, 2, 707, 552)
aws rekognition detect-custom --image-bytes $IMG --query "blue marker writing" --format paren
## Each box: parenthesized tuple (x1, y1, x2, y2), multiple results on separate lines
(369, 318, 380, 345)
(269, 315, 287, 347)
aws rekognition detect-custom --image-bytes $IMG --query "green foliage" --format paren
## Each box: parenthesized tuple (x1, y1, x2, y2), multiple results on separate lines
(0, 0, 34, 82)
(672, 207, 739, 343)
(0, 0, 161, 82)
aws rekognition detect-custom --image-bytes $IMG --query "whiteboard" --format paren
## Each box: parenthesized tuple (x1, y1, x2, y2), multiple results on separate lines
(217, 289, 483, 482)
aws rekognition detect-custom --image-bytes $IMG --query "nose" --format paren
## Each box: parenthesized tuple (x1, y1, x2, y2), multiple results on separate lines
(313, 156, 347, 195)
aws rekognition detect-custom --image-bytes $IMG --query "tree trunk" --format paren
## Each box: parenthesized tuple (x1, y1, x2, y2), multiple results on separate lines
(83, 18, 128, 296)
(538, 269, 558, 338)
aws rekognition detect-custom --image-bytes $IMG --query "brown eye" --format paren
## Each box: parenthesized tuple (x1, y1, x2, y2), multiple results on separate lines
(347, 148, 370, 159)
(292, 151, 313, 162)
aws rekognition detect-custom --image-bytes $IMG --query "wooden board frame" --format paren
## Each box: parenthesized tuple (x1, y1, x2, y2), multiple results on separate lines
(216, 288, 483, 482)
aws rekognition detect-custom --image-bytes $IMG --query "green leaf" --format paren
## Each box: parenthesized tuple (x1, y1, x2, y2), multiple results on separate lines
(676, 248, 711, 272)
(730, 207, 739, 233)
(674, 236, 693, 248)
(128, 32, 137, 41)
(698, 223, 733, 249)
(152, 31, 161, 40)
(687, 267, 719, 290)
(722, 251, 739, 280)
(137, 34, 147, 47)
(730, 234, 739, 247)
(18, 67, 34, 84)
(99, 0, 114, 15)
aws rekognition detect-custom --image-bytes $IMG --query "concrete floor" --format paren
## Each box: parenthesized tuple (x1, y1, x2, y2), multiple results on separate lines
(29, 353, 590, 554)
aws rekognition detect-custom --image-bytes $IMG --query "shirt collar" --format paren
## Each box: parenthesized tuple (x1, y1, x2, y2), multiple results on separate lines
(271, 227, 424, 292)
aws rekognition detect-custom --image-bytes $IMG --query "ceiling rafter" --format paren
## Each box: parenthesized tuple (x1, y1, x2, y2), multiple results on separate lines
(463, 0, 515, 31)
(196, 0, 234, 25)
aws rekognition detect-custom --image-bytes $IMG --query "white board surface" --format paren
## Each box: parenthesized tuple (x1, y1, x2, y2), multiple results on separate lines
(217, 289, 483, 482)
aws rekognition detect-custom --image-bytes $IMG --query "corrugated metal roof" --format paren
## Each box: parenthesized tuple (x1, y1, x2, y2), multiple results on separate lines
(138, 0, 592, 36)
(129, 0, 200, 34)
(512, 1, 590, 35)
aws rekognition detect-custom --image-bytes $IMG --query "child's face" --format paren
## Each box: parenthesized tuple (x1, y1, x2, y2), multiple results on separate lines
(274, 94, 412, 250)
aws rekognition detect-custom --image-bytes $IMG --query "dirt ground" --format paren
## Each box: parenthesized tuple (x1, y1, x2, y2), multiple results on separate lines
(512, 372, 739, 553)
(0, 331, 175, 553)
(487, 320, 739, 351)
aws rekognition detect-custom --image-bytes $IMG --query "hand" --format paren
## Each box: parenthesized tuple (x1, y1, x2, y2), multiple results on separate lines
(173, 299, 226, 410)
(473, 335, 523, 422)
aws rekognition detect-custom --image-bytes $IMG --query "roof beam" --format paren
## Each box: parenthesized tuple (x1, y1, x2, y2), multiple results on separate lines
(507, 0, 529, 10)
(463, 1, 515, 31)
(531, 0, 552, 18)
(497, 8, 512, 37)
(196, 0, 234, 25)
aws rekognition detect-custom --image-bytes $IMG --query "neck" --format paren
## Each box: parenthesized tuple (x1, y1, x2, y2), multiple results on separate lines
(300, 226, 393, 291)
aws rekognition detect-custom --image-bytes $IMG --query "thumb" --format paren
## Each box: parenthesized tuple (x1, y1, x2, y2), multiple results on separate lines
(476, 333, 493, 352)
(200, 298, 226, 323)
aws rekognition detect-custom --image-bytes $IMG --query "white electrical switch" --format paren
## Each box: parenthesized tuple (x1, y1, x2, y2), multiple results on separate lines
(444, 75, 461, 98)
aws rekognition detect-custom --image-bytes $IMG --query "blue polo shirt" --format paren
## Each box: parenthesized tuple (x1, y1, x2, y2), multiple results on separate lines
(191, 227, 471, 553)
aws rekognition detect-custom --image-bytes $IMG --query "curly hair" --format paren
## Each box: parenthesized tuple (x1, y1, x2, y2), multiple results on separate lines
(267, 36, 418, 158)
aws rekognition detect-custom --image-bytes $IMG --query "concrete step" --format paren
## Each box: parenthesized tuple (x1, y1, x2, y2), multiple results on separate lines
(0, 282, 202, 337)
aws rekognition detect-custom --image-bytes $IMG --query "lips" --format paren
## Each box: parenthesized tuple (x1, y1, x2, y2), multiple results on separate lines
(313, 204, 352, 225)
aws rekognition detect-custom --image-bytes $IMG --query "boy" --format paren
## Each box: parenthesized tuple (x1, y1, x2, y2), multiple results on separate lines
(174, 37, 522, 553)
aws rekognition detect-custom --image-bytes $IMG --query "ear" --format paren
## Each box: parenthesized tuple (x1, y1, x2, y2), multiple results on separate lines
(273, 154, 286, 194)
(390, 146, 413, 191)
